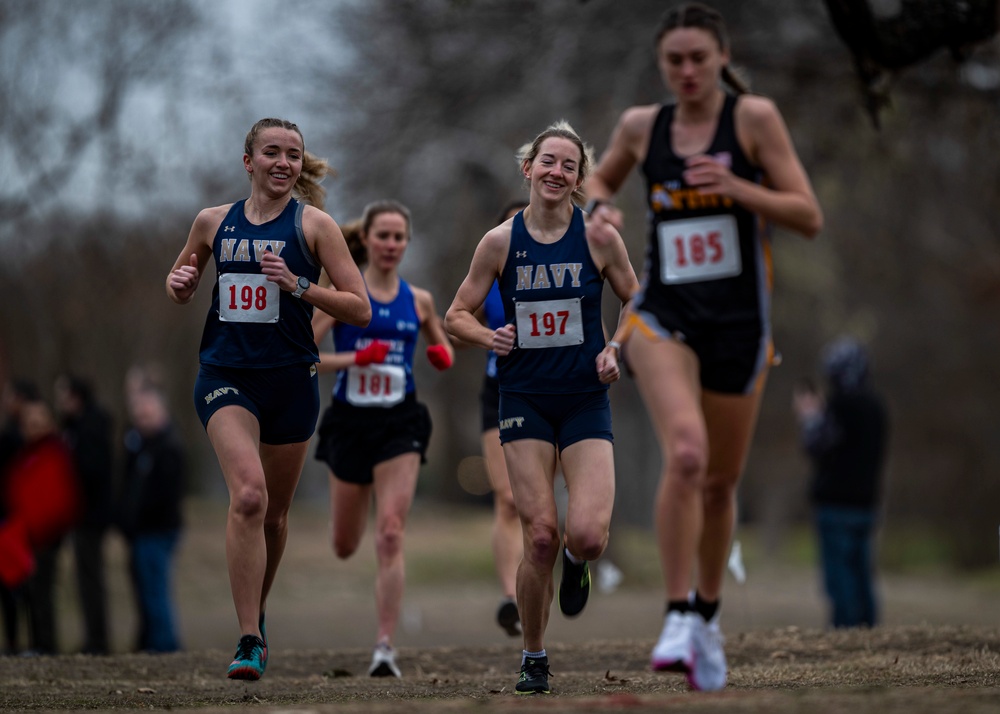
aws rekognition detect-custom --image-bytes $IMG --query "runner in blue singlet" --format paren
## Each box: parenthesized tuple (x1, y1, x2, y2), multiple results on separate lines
(311, 200, 454, 679)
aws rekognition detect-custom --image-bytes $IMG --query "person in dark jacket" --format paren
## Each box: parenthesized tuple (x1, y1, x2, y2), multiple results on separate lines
(54, 374, 113, 654)
(119, 382, 185, 653)
(793, 337, 889, 628)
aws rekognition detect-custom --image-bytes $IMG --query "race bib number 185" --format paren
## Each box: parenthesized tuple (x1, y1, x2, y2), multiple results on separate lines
(657, 215, 741, 285)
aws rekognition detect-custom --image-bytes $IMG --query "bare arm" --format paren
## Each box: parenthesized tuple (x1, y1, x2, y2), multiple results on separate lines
(584, 105, 659, 230)
(414, 286, 455, 361)
(586, 219, 640, 384)
(166, 206, 228, 304)
(301, 206, 372, 327)
(684, 95, 823, 238)
(445, 227, 514, 355)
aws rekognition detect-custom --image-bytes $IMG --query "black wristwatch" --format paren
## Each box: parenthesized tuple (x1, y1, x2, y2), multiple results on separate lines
(292, 275, 310, 298)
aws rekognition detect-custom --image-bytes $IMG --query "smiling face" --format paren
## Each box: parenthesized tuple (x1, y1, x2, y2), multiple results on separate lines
(363, 210, 410, 272)
(243, 127, 304, 198)
(523, 136, 583, 206)
(657, 26, 728, 103)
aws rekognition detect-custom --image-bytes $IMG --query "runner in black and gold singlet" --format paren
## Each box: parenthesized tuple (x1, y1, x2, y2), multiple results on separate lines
(584, 3, 823, 692)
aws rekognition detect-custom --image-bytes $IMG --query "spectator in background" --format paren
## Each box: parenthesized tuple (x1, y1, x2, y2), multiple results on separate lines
(0, 378, 41, 654)
(0, 396, 80, 654)
(793, 337, 888, 629)
(54, 374, 113, 655)
(119, 378, 186, 653)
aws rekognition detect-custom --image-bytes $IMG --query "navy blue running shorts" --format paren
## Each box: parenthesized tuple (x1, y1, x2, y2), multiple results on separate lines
(193, 362, 320, 445)
(498, 389, 612, 451)
(480, 374, 500, 433)
(313, 393, 432, 485)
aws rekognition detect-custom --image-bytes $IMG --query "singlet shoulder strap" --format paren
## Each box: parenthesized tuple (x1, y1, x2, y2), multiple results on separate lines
(293, 200, 319, 269)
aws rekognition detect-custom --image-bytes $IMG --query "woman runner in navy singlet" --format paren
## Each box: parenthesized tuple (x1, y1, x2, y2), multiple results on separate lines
(446, 121, 638, 695)
(583, 3, 823, 692)
(166, 118, 370, 681)
(311, 200, 454, 679)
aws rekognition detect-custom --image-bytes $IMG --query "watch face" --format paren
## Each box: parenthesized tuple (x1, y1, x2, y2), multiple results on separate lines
(297, 276, 310, 290)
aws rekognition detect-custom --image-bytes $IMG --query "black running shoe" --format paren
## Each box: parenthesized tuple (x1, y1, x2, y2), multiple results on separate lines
(515, 656, 551, 695)
(558, 550, 591, 618)
(496, 599, 521, 637)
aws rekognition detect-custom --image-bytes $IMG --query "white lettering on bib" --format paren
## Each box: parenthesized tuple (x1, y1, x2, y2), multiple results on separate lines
(515, 297, 584, 349)
(657, 215, 741, 284)
(219, 273, 279, 323)
(346, 364, 406, 407)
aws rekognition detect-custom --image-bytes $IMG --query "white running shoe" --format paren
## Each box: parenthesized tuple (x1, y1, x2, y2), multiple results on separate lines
(688, 614, 727, 691)
(650, 610, 696, 672)
(368, 643, 401, 678)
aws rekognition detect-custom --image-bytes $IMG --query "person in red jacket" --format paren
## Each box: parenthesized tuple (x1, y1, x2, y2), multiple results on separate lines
(0, 397, 80, 653)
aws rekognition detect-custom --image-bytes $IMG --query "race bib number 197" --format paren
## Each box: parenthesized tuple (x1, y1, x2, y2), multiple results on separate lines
(515, 297, 584, 349)
(658, 215, 741, 285)
(219, 273, 279, 323)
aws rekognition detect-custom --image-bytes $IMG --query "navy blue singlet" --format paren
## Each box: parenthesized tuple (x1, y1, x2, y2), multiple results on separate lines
(198, 199, 321, 368)
(496, 207, 606, 394)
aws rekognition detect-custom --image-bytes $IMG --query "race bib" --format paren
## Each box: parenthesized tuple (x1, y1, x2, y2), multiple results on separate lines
(515, 297, 584, 349)
(657, 215, 741, 284)
(346, 364, 406, 407)
(219, 273, 279, 323)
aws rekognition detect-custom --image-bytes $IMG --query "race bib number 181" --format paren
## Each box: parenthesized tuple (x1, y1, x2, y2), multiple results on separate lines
(346, 364, 406, 407)
(658, 215, 741, 285)
(219, 273, 279, 323)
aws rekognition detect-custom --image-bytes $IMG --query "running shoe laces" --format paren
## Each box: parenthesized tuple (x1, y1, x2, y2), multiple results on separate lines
(227, 634, 266, 681)
(515, 656, 551, 695)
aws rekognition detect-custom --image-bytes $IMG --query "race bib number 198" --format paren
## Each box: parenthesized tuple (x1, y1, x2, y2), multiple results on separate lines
(219, 273, 279, 323)
(658, 215, 741, 285)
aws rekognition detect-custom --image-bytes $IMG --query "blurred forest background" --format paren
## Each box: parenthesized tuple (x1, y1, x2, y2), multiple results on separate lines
(1, 0, 998, 567)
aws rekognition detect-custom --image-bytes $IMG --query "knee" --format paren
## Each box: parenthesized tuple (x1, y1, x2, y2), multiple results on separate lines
(375, 517, 405, 561)
(332, 532, 359, 560)
(566, 530, 608, 562)
(523, 522, 560, 568)
(702, 470, 738, 511)
(666, 437, 707, 490)
(231, 484, 267, 521)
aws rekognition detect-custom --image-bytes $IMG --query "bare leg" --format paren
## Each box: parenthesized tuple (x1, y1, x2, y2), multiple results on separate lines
(626, 334, 707, 603)
(483, 427, 521, 599)
(504, 439, 559, 653)
(371, 452, 420, 646)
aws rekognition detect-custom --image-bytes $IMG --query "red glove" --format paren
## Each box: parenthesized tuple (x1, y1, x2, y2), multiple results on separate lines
(426, 344, 453, 371)
(355, 340, 390, 366)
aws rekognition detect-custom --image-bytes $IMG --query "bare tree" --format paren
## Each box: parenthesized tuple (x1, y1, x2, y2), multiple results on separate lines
(0, 0, 199, 234)
(823, 0, 999, 126)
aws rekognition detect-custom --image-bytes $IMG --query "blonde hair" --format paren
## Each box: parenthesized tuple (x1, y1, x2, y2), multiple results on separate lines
(516, 120, 595, 206)
(243, 117, 334, 210)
